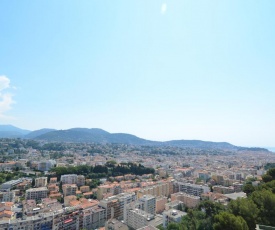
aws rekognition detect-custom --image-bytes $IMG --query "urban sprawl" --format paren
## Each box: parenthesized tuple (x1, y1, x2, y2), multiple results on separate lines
(0, 139, 274, 230)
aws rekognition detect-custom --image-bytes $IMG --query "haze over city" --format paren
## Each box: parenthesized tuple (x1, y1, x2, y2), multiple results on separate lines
(0, 1, 275, 147)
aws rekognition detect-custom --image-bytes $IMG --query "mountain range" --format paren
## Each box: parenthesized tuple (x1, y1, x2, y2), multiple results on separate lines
(0, 124, 269, 151)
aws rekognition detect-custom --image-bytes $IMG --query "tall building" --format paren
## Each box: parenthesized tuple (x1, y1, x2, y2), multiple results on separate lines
(99, 197, 120, 220)
(137, 181, 173, 198)
(176, 182, 210, 197)
(60, 174, 78, 185)
(82, 206, 106, 229)
(138, 195, 156, 215)
(26, 187, 48, 200)
(127, 208, 154, 230)
(117, 192, 136, 222)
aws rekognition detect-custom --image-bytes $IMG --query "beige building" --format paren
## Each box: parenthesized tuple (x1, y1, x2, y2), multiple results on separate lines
(156, 196, 168, 214)
(64, 195, 77, 207)
(80, 186, 90, 193)
(171, 192, 200, 208)
(137, 181, 172, 198)
(35, 177, 48, 188)
(62, 184, 77, 197)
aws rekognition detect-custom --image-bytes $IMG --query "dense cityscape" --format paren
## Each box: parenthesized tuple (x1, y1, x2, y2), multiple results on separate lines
(1, 1, 275, 229)
(0, 137, 274, 230)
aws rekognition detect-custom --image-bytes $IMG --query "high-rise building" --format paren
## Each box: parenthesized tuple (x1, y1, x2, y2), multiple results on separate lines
(60, 174, 78, 184)
(138, 195, 156, 215)
(26, 187, 48, 200)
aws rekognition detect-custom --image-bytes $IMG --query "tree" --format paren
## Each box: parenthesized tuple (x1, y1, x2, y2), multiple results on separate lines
(262, 174, 273, 183)
(213, 212, 249, 230)
(250, 190, 275, 226)
(242, 184, 255, 196)
(167, 222, 185, 230)
(180, 210, 212, 230)
(262, 168, 275, 182)
(229, 198, 259, 230)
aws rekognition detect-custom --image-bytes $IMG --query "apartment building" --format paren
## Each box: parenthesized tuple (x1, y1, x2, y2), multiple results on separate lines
(82, 206, 106, 230)
(50, 177, 58, 184)
(77, 175, 85, 187)
(35, 177, 48, 187)
(105, 219, 129, 230)
(127, 208, 154, 230)
(212, 185, 234, 194)
(137, 181, 173, 198)
(38, 160, 55, 172)
(163, 209, 187, 228)
(0, 191, 15, 202)
(99, 196, 120, 220)
(0, 211, 53, 230)
(233, 182, 243, 192)
(116, 192, 136, 222)
(52, 208, 82, 230)
(0, 204, 106, 230)
(212, 175, 224, 185)
(97, 184, 123, 200)
(156, 196, 168, 214)
(139, 195, 156, 215)
(80, 186, 90, 193)
(60, 174, 78, 184)
(98, 192, 136, 222)
(171, 192, 200, 208)
(62, 184, 77, 197)
(26, 187, 48, 200)
(176, 182, 210, 197)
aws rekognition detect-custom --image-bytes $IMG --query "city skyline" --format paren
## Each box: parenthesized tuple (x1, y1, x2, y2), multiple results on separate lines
(0, 1, 275, 147)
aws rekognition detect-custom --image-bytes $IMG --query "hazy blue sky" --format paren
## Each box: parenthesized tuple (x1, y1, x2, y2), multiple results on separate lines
(0, 1, 274, 147)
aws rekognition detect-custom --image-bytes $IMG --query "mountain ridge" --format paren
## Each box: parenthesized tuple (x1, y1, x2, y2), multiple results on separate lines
(0, 125, 269, 151)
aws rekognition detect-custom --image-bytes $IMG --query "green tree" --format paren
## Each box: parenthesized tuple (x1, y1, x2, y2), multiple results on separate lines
(213, 212, 249, 230)
(250, 190, 275, 226)
(229, 198, 259, 230)
(242, 184, 255, 196)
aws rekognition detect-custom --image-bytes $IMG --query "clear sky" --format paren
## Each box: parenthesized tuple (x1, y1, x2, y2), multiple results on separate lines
(0, 1, 274, 147)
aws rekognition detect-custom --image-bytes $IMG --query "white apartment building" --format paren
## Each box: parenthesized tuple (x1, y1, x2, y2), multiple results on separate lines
(26, 187, 48, 200)
(163, 209, 187, 227)
(127, 208, 154, 229)
(116, 192, 136, 222)
(60, 174, 78, 184)
(139, 195, 156, 215)
(0, 191, 15, 202)
(176, 182, 210, 197)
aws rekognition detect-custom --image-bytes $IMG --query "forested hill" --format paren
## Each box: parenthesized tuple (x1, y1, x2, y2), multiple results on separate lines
(0, 125, 270, 151)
